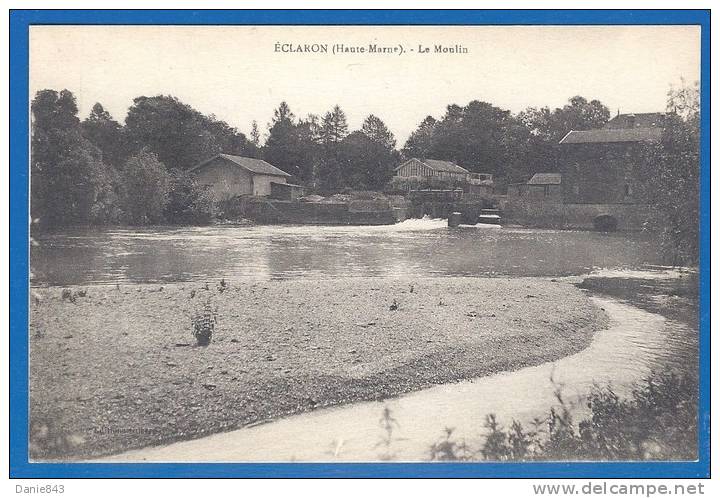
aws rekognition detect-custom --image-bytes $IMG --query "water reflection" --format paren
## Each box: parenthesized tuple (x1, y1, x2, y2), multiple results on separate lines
(31, 219, 663, 286)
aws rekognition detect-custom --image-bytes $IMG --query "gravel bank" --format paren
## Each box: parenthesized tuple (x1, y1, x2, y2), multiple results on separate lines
(29, 277, 607, 460)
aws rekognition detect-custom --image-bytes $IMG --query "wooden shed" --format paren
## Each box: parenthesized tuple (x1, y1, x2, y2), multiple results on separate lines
(507, 173, 563, 201)
(394, 158, 470, 182)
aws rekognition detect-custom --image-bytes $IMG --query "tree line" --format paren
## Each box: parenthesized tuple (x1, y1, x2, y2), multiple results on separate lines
(31, 85, 700, 265)
(31, 88, 615, 228)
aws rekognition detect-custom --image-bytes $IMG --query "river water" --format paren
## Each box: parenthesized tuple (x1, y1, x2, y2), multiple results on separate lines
(31, 218, 663, 286)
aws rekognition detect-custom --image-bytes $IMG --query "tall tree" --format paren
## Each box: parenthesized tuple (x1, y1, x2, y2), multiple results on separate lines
(273, 101, 295, 123)
(402, 116, 437, 158)
(315, 106, 350, 191)
(81, 102, 127, 167)
(263, 102, 317, 183)
(550, 96, 610, 141)
(511, 96, 611, 182)
(250, 120, 261, 147)
(320, 105, 349, 148)
(120, 149, 170, 225)
(31, 89, 120, 227)
(337, 131, 398, 190)
(402, 101, 515, 177)
(361, 114, 396, 150)
(634, 81, 700, 264)
(666, 78, 700, 122)
(124, 95, 250, 170)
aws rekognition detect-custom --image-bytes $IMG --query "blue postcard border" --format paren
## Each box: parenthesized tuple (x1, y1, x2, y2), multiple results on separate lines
(9, 9, 711, 479)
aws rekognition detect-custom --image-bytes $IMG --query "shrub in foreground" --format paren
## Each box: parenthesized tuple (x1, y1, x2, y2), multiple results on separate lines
(428, 372, 697, 461)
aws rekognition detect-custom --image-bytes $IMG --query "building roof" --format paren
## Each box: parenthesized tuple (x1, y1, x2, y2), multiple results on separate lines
(528, 173, 562, 185)
(559, 127, 663, 145)
(604, 112, 667, 129)
(396, 158, 470, 174)
(190, 154, 291, 177)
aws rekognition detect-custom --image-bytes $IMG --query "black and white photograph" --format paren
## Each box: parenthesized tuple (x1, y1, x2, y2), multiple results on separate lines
(25, 23, 703, 465)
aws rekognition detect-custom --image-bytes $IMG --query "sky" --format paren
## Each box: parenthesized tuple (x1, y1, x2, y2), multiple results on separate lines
(29, 25, 700, 145)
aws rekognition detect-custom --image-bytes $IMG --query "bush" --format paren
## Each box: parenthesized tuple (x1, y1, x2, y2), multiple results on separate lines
(164, 168, 215, 225)
(427, 372, 697, 461)
(121, 150, 170, 225)
(215, 196, 247, 221)
(633, 82, 699, 266)
(429, 427, 473, 461)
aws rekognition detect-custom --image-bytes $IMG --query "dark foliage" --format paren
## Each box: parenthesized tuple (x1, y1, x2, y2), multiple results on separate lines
(124, 95, 251, 171)
(120, 150, 170, 225)
(429, 372, 697, 461)
(633, 82, 700, 265)
(164, 169, 214, 225)
(31, 90, 122, 227)
(402, 96, 610, 186)
(81, 103, 128, 168)
(263, 102, 319, 184)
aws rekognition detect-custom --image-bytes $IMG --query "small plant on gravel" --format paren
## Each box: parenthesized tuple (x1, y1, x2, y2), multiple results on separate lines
(192, 300, 217, 346)
(60, 288, 76, 303)
(389, 299, 399, 311)
(218, 278, 227, 293)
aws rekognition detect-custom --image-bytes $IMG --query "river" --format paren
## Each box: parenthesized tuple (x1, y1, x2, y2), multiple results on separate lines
(32, 220, 695, 461)
(31, 219, 663, 286)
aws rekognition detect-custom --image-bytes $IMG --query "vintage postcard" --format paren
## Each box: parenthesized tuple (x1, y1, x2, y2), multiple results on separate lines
(9, 10, 710, 479)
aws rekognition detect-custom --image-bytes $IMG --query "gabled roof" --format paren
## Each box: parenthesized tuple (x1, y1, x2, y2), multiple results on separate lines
(396, 158, 470, 174)
(604, 112, 667, 129)
(190, 154, 291, 177)
(528, 173, 562, 185)
(559, 127, 663, 145)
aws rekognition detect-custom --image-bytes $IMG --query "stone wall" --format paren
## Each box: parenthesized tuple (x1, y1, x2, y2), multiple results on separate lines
(245, 199, 396, 225)
(503, 198, 652, 230)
